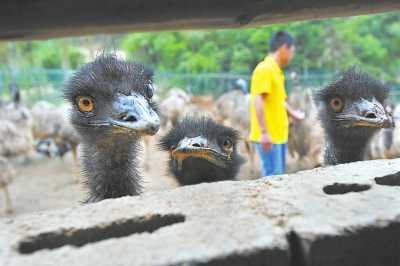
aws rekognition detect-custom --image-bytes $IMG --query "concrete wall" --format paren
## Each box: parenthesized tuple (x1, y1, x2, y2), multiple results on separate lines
(1, 159, 400, 265)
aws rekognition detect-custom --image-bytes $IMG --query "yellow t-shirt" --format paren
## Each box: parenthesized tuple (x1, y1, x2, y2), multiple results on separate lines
(249, 56, 288, 144)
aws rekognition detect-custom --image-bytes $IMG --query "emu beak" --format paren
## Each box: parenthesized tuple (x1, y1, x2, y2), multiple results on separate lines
(171, 136, 228, 168)
(341, 98, 394, 128)
(111, 93, 160, 135)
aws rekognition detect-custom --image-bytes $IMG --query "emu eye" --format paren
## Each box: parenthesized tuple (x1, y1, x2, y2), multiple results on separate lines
(146, 83, 154, 99)
(222, 138, 233, 149)
(329, 97, 343, 112)
(77, 96, 94, 113)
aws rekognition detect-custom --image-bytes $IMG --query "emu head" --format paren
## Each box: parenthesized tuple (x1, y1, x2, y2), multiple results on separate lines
(159, 117, 244, 185)
(64, 55, 160, 141)
(315, 67, 393, 140)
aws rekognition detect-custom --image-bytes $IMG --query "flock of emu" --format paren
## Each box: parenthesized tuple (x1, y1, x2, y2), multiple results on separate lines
(0, 54, 396, 212)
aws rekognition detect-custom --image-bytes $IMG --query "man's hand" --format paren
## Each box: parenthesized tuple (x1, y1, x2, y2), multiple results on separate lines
(260, 132, 272, 151)
(286, 102, 305, 122)
(291, 109, 305, 121)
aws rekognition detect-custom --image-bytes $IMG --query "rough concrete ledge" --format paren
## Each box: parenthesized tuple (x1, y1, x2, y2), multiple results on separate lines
(1, 159, 400, 266)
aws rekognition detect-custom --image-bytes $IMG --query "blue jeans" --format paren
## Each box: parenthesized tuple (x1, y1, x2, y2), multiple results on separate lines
(254, 142, 287, 176)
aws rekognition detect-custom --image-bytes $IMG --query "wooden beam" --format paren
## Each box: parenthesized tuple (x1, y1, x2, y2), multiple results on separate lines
(0, 0, 399, 40)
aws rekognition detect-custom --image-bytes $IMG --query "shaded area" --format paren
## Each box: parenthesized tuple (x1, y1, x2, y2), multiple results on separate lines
(18, 213, 185, 254)
(193, 248, 290, 266)
(304, 222, 400, 266)
(0, 0, 399, 40)
(375, 172, 400, 186)
(322, 183, 371, 195)
(195, 222, 400, 266)
(287, 231, 307, 266)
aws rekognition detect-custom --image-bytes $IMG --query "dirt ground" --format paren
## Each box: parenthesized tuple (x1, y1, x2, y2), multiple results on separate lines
(0, 136, 259, 219)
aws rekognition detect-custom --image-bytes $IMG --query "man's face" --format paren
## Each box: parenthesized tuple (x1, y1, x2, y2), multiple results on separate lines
(279, 44, 295, 67)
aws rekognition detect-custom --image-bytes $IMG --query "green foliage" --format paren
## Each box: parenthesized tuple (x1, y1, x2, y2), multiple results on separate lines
(68, 48, 85, 69)
(0, 12, 398, 84)
(119, 12, 400, 82)
(40, 50, 62, 69)
(0, 38, 86, 70)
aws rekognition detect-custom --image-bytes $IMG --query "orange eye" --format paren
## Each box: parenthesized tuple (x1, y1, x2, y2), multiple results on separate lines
(78, 96, 94, 113)
(330, 97, 343, 112)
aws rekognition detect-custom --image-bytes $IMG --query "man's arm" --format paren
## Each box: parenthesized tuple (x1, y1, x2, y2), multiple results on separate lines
(254, 93, 272, 151)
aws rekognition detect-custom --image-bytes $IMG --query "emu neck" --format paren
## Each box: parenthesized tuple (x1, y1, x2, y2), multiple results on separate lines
(81, 135, 141, 203)
(324, 130, 374, 165)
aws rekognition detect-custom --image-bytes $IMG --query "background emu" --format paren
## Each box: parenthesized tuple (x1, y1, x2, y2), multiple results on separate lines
(0, 157, 16, 214)
(316, 68, 393, 165)
(64, 55, 160, 203)
(159, 117, 244, 185)
(31, 102, 80, 163)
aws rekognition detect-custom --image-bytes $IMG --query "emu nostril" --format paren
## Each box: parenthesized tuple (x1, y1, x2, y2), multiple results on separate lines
(122, 114, 138, 123)
(150, 124, 160, 133)
(365, 112, 377, 119)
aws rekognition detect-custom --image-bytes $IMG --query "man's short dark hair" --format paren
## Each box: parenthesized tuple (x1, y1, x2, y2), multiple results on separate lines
(269, 31, 295, 52)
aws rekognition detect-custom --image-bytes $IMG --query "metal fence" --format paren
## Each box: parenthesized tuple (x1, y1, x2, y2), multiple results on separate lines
(0, 68, 399, 105)
(0, 68, 73, 105)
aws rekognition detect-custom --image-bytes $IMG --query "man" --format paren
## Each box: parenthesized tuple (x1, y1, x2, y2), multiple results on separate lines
(249, 31, 304, 176)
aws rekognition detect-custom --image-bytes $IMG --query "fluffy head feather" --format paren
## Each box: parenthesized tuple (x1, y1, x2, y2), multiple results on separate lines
(315, 67, 389, 106)
(160, 117, 244, 185)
